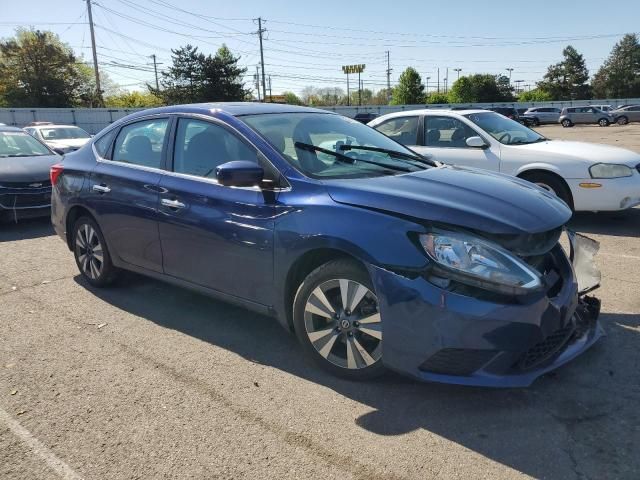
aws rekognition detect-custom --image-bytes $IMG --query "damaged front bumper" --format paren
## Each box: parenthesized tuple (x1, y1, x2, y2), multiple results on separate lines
(370, 232, 603, 388)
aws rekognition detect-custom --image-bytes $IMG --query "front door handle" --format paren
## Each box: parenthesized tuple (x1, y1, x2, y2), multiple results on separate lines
(161, 198, 186, 209)
(92, 184, 111, 194)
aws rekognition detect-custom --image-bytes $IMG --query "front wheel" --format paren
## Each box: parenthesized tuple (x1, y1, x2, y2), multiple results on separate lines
(598, 118, 610, 127)
(617, 116, 629, 125)
(72, 216, 119, 287)
(561, 119, 572, 128)
(293, 259, 385, 380)
(520, 172, 574, 211)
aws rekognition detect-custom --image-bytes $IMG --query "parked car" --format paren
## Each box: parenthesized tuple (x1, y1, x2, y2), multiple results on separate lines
(369, 109, 640, 211)
(590, 104, 614, 112)
(559, 107, 615, 127)
(51, 103, 602, 387)
(521, 107, 561, 125)
(24, 124, 91, 154)
(611, 105, 640, 125)
(487, 106, 535, 127)
(353, 112, 378, 123)
(0, 126, 59, 222)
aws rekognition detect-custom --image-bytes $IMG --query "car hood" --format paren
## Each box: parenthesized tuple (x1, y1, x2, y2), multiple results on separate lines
(46, 138, 90, 149)
(0, 154, 59, 183)
(510, 140, 640, 166)
(324, 166, 571, 234)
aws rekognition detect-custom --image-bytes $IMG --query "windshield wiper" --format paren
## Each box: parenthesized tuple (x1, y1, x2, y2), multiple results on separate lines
(511, 137, 547, 145)
(294, 142, 413, 173)
(338, 144, 435, 167)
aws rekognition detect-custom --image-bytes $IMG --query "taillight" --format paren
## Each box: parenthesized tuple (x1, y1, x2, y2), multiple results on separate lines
(50, 164, 64, 185)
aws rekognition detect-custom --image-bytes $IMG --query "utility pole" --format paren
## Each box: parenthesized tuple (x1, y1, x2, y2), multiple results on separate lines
(256, 18, 267, 102)
(267, 75, 272, 102)
(254, 66, 261, 101)
(385, 50, 392, 102)
(85, 0, 103, 106)
(358, 71, 362, 106)
(445, 67, 449, 93)
(506, 67, 514, 84)
(437, 68, 440, 93)
(149, 54, 161, 91)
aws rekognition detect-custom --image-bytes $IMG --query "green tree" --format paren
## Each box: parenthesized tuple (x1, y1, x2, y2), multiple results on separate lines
(350, 88, 373, 106)
(283, 91, 302, 105)
(371, 88, 391, 105)
(105, 91, 163, 108)
(591, 34, 640, 98)
(153, 44, 248, 104)
(0, 28, 95, 107)
(391, 67, 425, 105)
(518, 89, 553, 102)
(537, 45, 591, 100)
(448, 74, 514, 103)
(426, 92, 450, 104)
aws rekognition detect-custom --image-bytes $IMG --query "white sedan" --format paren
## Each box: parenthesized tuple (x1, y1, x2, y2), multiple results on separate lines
(368, 109, 640, 211)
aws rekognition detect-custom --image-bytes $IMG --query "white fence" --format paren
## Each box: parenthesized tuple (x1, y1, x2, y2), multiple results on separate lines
(1, 98, 639, 134)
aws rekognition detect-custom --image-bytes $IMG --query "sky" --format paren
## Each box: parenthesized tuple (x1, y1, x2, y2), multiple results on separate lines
(1, 0, 639, 97)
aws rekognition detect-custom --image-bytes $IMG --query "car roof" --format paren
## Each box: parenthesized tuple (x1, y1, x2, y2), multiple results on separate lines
(31, 124, 82, 129)
(372, 109, 488, 121)
(123, 102, 332, 122)
(0, 126, 28, 133)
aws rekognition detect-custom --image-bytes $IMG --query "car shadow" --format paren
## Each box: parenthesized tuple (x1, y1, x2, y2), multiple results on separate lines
(0, 217, 54, 242)
(569, 207, 640, 238)
(76, 272, 640, 480)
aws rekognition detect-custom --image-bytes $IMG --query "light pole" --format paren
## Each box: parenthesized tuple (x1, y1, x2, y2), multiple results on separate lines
(453, 68, 462, 81)
(425, 76, 431, 96)
(506, 68, 514, 84)
(514, 80, 524, 94)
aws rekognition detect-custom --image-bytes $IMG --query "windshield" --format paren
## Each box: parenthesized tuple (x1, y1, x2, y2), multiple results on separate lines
(40, 126, 91, 140)
(241, 112, 429, 179)
(0, 131, 52, 157)
(464, 112, 546, 145)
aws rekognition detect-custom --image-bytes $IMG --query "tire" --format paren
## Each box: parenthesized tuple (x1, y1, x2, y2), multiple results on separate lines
(531, 117, 540, 127)
(293, 259, 385, 380)
(520, 172, 574, 210)
(617, 116, 629, 125)
(598, 118, 610, 127)
(561, 119, 572, 128)
(72, 216, 119, 287)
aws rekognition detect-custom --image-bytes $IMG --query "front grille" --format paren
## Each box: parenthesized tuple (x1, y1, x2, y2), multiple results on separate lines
(0, 192, 51, 208)
(419, 348, 497, 376)
(515, 324, 575, 371)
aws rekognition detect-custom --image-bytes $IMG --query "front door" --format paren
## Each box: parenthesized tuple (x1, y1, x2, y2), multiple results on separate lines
(87, 117, 170, 273)
(412, 115, 501, 172)
(157, 116, 275, 306)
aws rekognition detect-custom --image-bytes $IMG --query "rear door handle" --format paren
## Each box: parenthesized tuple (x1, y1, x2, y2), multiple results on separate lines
(161, 198, 186, 209)
(92, 184, 111, 194)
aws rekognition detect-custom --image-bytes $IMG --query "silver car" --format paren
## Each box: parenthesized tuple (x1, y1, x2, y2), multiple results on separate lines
(559, 106, 615, 127)
(522, 107, 561, 125)
(611, 105, 640, 125)
(590, 104, 614, 112)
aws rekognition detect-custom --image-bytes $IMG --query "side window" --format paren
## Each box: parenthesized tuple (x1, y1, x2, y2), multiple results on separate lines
(629, 106, 640, 111)
(173, 118, 258, 178)
(425, 116, 477, 148)
(93, 128, 117, 159)
(112, 118, 169, 168)
(374, 116, 418, 145)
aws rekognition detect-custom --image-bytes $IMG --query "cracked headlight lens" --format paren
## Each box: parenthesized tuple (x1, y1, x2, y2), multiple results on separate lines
(420, 232, 542, 294)
(589, 163, 633, 178)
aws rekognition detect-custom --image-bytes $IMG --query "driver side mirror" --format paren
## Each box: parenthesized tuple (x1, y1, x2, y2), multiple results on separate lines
(465, 136, 488, 149)
(216, 161, 264, 187)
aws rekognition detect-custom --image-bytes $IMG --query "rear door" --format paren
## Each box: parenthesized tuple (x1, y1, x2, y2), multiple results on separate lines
(628, 106, 640, 122)
(87, 117, 170, 273)
(157, 116, 276, 305)
(412, 115, 501, 172)
(372, 115, 420, 149)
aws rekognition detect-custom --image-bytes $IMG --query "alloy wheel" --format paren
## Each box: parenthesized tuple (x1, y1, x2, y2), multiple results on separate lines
(303, 279, 381, 370)
(75, 223, 104, 280)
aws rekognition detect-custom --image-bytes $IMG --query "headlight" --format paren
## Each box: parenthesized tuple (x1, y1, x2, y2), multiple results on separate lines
(589, 163, 633, 178)
(419, 232, 542, 294)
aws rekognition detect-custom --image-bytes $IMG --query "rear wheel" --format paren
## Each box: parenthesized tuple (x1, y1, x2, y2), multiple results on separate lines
(617, 116, 629, 125)
(598, 118, 610, 127)
(520, 172, 573, 211)
(531, 117, 540, 127)
(561, 119, 572, 128)
(293, 259, 385, 380)
(72, 216, 119, 287)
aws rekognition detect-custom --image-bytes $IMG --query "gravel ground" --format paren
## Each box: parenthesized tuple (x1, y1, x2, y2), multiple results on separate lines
(1, 124, 639, 480)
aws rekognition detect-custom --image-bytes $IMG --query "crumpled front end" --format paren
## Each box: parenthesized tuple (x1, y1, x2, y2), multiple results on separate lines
(370, 232, 603, 387)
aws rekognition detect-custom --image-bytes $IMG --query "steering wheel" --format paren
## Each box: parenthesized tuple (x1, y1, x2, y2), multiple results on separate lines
(498, 132, 512, 143)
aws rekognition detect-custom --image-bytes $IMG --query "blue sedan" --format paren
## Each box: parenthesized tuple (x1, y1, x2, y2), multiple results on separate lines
(50, 103, 602, 387)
